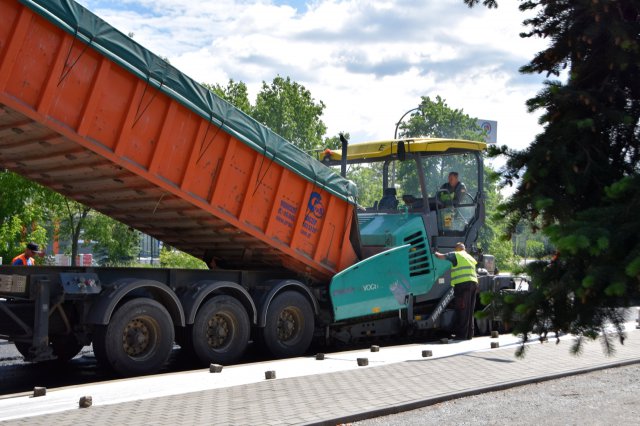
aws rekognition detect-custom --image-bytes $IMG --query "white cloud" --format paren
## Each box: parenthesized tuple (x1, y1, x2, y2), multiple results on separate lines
(78, 0, 549, 150)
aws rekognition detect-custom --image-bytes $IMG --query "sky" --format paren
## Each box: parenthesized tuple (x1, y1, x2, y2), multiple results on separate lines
(76, 0, 549, 151)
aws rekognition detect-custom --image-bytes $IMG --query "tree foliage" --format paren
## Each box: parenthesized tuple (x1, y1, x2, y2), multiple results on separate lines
(468, 0, 640, 354)
(204, 76, 328, 153)
(0, 170, 140, 266)
(0, 171, 49, 263)
(83, 212, 140, 266)
(478, 169, 517, 271)
(398, 95, 485, 141)
(202, 80, 252, 114)
(323, 132, 349, 151)
(159, 246, 207, 269)
(253, 76, 327, 153)
(48, 193, 91, 266)
(347, 163, 385, 208)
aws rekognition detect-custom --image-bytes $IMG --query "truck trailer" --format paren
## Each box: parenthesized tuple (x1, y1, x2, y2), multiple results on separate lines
(0, 0, 514, 376)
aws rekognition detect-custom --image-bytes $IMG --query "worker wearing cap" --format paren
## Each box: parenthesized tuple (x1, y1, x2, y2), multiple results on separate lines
(435, 242, 478, 340)
(12, 242, 41, 266)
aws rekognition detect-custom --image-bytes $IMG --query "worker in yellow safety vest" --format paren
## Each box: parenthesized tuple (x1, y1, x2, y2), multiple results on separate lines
(435, 242, 478, 340)
(11, 242, 41, 266)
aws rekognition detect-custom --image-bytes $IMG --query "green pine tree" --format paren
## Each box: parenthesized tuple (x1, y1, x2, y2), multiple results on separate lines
(466, 0, 640, 355)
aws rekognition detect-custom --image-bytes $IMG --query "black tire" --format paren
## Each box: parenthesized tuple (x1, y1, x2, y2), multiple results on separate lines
(191, 295, 250, 365)
(92, 298, 174, 376)
(262, 291, 314, 358)
(50, 335, 84, 363)
(14, 337, 83, 363)
(13, 342, 31, 359)
(91, 325, 109, 368)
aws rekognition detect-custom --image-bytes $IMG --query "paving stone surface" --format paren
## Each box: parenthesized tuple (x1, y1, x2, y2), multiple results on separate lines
(1, 330, 638, 426)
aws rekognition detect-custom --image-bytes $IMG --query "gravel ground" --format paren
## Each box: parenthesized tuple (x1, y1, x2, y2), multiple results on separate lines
(355, 363, 640, 425)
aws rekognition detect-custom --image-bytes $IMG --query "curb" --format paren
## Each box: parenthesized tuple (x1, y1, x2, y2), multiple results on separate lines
(315, 358, 640, 426)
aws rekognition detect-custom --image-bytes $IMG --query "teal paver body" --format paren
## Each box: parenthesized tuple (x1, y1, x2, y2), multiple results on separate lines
(331, 213, 451, 321)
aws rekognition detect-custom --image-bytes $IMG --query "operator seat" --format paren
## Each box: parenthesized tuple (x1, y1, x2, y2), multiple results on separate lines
(378, 187, 399, 210)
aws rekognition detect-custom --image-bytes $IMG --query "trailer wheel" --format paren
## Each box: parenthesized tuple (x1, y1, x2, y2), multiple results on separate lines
(14, 336, 83, 363)
(191, 295, 250, 365)
(262, 291, 314, 358)
(92, 298, 174, 376)
(50, 335, 84, 363)
(13, 342, 31, 360)
(92, 325, 109, 368)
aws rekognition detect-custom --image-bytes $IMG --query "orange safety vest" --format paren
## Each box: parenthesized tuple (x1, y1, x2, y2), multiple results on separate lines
(12, 253, 34, 266)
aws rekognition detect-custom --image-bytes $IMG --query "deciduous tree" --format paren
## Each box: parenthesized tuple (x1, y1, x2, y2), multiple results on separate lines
(398, 95, 485, 141)
(203, 80, 252, 114)
(159, 246, 207, 269)
(0, 170, 49, 263)
(83, 212, 141, 266)
(253, 76, 327, 153)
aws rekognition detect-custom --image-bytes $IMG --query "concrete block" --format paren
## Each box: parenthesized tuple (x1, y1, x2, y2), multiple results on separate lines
(422, 350, 433, 357)
(491, 342, 500, 349)
(265, 370, 276, 380)
(440, 338, 449, 344)
(490, 330, 500, 338)
(209, 363, 223, 373)
(79, 396, 92, 408)
(357, 357, 368, 366)
(370, 345, 380, 352)
(315, 353, 325, 360)
(33, 387, 46, 397)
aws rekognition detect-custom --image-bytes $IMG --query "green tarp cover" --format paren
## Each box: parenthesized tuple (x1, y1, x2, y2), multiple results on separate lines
(20, 0, 357, 203)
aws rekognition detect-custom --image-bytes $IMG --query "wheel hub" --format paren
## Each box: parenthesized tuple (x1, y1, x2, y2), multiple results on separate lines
(206, 315, 230, 348)
(277, 308, 299, 342)
(123, 318, 150, 357)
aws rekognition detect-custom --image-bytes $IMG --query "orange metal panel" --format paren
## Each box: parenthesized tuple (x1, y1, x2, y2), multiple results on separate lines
(272, 171, 307, 246)
(184, 126, 231, 202)
(48, 37, 101, 129)
(237, 149, 263, 225)
(113, 79, 147, 156)
(213, 139, 255, 218)
(243, 158, 282, 233)
(313, 195, 337, 265)
(87, 64, 136, 151)
(263, 168, 289, 237)
(0, 0, 359, 282)
(34, 32, 70, 115)
(0, 8, 29, 90)
(6, 13, 61, 108)
(121, 89, 170, 170)
(76, 58, 111, 136)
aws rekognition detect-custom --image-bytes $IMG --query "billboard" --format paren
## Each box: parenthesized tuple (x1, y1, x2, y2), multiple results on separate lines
(477, 119, 497, 144)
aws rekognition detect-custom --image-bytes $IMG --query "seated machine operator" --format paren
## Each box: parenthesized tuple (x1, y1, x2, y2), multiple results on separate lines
(378, 187, 399, 210)
(438, 171, 467, 206)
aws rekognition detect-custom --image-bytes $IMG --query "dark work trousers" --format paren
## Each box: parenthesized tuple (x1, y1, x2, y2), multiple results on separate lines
(453, 281, 478, 340)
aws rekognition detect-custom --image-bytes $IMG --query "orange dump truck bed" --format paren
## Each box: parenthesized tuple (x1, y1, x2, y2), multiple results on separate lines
(0, 0, 359, 282)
